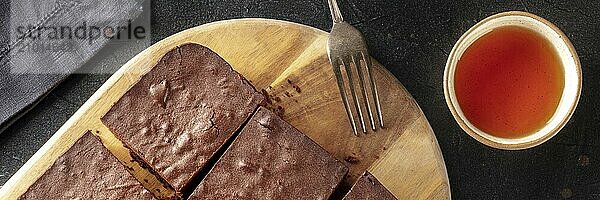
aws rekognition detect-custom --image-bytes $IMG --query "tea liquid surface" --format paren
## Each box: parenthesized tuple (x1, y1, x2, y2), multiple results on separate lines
(455, 26, 564, 138)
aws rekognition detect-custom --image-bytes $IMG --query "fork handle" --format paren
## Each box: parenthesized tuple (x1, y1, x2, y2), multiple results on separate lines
(327, 0, 344, 23)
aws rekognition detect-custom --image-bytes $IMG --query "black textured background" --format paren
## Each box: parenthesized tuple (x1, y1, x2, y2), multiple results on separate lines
(1, 1, 599, 199)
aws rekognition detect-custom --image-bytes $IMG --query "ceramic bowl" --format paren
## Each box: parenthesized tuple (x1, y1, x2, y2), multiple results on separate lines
(444, 11, 581, 150)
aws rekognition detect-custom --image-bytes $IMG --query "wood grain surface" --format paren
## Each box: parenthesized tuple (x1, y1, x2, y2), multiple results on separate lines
(0, 19, 450, 200)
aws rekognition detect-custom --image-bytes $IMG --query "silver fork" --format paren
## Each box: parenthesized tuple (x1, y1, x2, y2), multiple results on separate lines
(326, 0, 383, 135)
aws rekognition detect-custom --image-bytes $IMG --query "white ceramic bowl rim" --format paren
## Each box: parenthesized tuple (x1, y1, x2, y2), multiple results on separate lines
(444, 11, 582, 150)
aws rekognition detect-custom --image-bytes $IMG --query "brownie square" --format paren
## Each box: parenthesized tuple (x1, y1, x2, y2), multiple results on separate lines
(342, 172, 397, 200)
(19, 132, 154, 200)
(189, 106, 348, 199)
(101, 43, 264, 194)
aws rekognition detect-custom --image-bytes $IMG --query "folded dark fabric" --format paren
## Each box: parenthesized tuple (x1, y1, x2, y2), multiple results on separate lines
(0, 0, 148, 132)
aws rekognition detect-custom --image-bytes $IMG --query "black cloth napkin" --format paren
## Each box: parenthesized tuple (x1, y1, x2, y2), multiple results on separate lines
(0, 0, 147, 132)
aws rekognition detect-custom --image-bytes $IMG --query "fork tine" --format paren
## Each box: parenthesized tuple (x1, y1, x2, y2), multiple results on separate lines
(344, 57, 367, 133)
(332, 59, 359, 136)
(355, 52, 376, 131)
(362, 52, 384, 127)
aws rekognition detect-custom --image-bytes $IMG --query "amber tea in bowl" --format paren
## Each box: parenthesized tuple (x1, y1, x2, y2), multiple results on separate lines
(444, 11, 581, 150)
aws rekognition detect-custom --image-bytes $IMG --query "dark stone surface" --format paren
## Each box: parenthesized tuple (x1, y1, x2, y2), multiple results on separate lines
(1, 0, 599, 199)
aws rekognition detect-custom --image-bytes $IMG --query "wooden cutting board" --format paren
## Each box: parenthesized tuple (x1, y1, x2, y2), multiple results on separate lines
(0, 19, 450, 200)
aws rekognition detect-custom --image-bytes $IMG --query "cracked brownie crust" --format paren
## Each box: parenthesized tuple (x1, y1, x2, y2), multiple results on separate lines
(342, 172, 397, 200)
(19, 132, 155, 200)
(189, 107, 348, 200)
(101, 43, 265, 194)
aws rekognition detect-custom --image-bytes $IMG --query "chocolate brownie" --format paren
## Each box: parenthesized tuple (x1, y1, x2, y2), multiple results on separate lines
(342, 172, 397, 200)
(101, 43, 265, 194)
(189, 107, 348, 200)
(19, 132, 155, 200)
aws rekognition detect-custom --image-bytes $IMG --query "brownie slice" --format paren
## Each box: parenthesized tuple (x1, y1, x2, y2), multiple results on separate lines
(342, 172, 397, 200)
(101, 43, 265, 194)
(189, 106, 348, 200)
(19, 132, 155, 200)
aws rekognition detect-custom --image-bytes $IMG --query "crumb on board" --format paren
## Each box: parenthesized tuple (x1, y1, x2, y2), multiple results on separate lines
(274, 105, 285, 116)
(287, 79, 302, 93)
(261, 89, 272, 104)
(273, 96, 281, 102)
(344, 155, 360, 164)
(293, 85, 301, 93)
